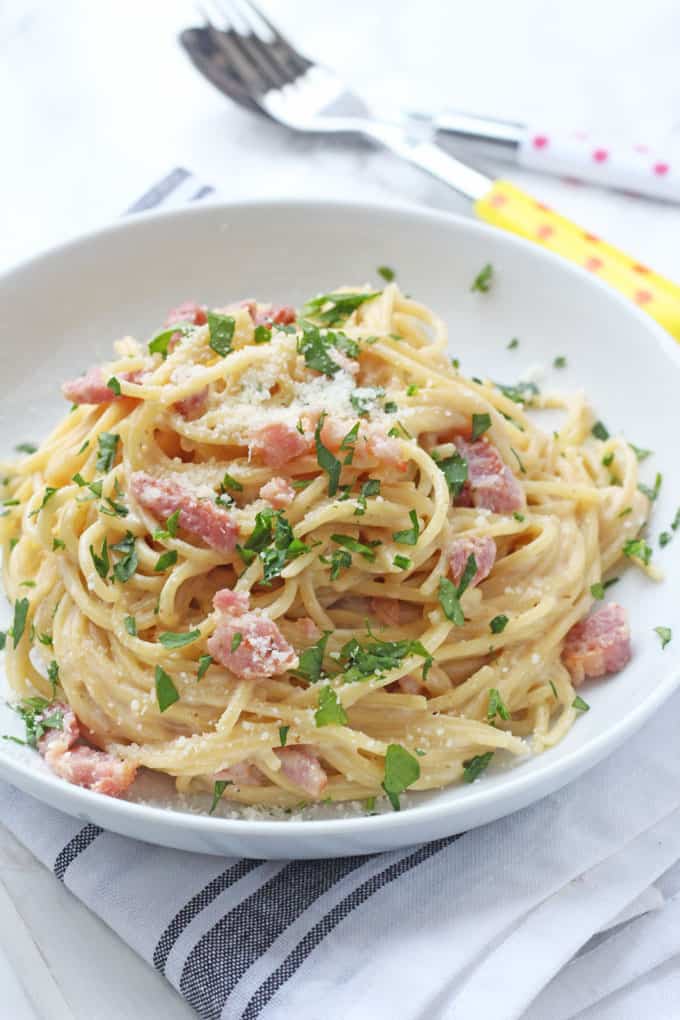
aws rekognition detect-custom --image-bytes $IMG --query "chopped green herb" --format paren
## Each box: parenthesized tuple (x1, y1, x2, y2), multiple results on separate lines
(90, 539, 109, 579)
(323, 548, 352, 580)
(354, 477, 381, 516)
(12, 697, 63, 749)
(338, 635, 430, 685)
(603, 577, 619, 589)
(148, 324, 190, 358)
(654, 626, 672, 649)
(451, 358, 460, 370)
(602, 451, 614, 467)
(513, 511, 525, 522)
(209, 779, 232, 814)
(124, 615, 137, 637)
(638, 473, 662, 502)
(278, 725, 290, 746)
(377, 266, 395, 282)
(99, 496, 128, 518)
(393, 554, 412, 570)
(155, 666, 179, 712)
(618, 506, 632, 518)
(507, 338, 519, 350)
(331, 533, 377, 561)
(30, 486, 57, 518)
(158, 629, 201, 650)
(111, 532, 138, 582)
(572, 695, 590, 712)
(303, 290, 380, 326)
(496, 380, 539, 406)
(549, 680, 558, 698)
(437, 452, 468, 498)
(629, 442, 651, 462)
(383, 400, 398, 414)
(471, 413, 492, 441)
(197, 654, 212, 681)
(96, 432, 119, 472)
(12, 598, 29, 647)
(438, 577, 464, 626)
(393, 509, 420, 546)
(292, 479, 313, 491)
(253, 325, 271, 344)
(207, 311, 236, 356)
(230, 632, 242, 653)
(592, 421, 609, 441)
(0, 631, 6, 650)
(590, 582, 605, 600)
(296, 631, 331, 684)
(20, 580, 36, 588)
(315, 685, 348, 727)
(463, 752, 494, 782)
(52, 537, 65, 551)
(406, 383, 419, 396)
(350, 386, 384, 417)
(154, 549, 178, 572)
(490, 614, 509, 634)
(37, 632, 53, 646)
(659, 531, 671, 548)
(470, 263, 493, 293)
(623, 538, 652, 567)
(364, 796, 376, 813)
(553, 356, 567, 369)
(15, 442, 37, 455)
(381, 743, 420, 811)
(154, 509, 181, 541)
(487, 688, 510, 722)
(107, 376, 121, 397)
(221, 472, 243, 493)
(315, 414, 341, 496)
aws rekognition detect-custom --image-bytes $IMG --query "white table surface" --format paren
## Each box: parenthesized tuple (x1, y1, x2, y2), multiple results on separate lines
(2, 1, 680, 1017)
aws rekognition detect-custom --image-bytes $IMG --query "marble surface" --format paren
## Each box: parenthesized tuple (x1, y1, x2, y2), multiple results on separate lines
(2, 0, 680, 1016)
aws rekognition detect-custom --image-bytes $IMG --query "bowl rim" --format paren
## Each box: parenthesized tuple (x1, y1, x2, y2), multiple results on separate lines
(1, 193, 679, 840)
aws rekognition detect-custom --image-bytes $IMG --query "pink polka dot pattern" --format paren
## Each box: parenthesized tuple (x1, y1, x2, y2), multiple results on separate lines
(532, 135, 549, 149)
(653, 163, 670, 176)
(593, 149, 609, 163)
(585, 257, 604, 272)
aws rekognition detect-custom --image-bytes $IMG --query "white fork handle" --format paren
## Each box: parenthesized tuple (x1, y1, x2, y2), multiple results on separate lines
(518, 126, 680, 202)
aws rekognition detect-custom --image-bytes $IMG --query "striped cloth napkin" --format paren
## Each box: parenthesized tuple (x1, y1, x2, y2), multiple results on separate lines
(2, 170, 680, 1020)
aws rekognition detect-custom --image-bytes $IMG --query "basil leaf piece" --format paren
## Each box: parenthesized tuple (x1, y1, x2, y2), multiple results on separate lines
(278, 725, 289, 746)
(392, 509, 420, 546)
(462, 752, 494, 782)
(331, 533, 377, 561)
(155, 666, 179, 712)
(158, 629, 201, 649)
(437, 452, 468, 497)
(207, 311, 236, 356)
(154, 550, 178, 572)
(381, 743, 420, 811)
(471, 413, 491, 441)
(148, 324, 190, 358)
(314, 686, 348, 727)
(197, 654, 212, 681)
(296, 631, 331, 683)
(90, 539, 109, 579)
(302, 290, 380, 326)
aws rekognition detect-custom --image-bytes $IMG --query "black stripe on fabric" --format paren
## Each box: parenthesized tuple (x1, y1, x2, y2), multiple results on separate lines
(179, 854, 369, 1020)
(53, 822, 103, 882)
(241, 836, 458, 1020)
(126, 167, 191, 213)
(153, 858, 264, 975)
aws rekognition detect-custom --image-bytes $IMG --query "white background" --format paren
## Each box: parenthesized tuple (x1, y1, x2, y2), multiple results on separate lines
(2, 0, 680, 1016)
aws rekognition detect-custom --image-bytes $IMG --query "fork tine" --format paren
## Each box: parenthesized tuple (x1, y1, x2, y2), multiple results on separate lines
(218, 0, 295, 92)
(202, 2, 277, 97)
(231, 0, 311, 75)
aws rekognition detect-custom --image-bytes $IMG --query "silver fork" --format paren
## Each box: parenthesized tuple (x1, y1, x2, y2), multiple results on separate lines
(191, 0, 493, 204)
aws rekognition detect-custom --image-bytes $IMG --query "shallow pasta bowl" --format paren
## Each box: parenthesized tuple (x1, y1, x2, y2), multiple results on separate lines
(1, 198, 679, 859)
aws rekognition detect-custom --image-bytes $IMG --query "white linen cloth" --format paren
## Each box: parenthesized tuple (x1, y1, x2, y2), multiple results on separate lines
(1, 169, 680, 1020)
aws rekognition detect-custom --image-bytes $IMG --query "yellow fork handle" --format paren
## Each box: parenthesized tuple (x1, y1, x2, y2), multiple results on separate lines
(475, 180, 680, 341)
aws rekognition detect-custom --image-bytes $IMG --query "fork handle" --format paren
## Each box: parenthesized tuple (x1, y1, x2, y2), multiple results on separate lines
(475, 180, 680, 340)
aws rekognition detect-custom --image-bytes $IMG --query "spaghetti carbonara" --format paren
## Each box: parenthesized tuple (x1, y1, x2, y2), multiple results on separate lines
(0, 284, 652, 811)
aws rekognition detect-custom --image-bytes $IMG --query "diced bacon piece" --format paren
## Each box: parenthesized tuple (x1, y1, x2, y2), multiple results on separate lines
(455, 437, 525, 513)
(213, 588, 250, 615)
(274, 745, 328, 798)
(214, 760, 266, 786)
(562, 603, 631, 687)
(249, 422, 312, 468)
(270, 304, 296, 325)
(259, 476, 296, 508)
(165, 301, 208, 327)
(62, 366, 141, 405)
(130, 472, 238, 553)
(317, 417, 405, 469)
(38, 704, 137, 797)
(370, 597, 402, 628)
(447, 535, 496, 587)
(174, 386, 208, 420)
(207, 589, 299, 680)
(242, 301, 297, 327)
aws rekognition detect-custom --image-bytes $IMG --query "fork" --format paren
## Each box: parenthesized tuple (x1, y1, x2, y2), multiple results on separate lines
(182, 0, 680, 341)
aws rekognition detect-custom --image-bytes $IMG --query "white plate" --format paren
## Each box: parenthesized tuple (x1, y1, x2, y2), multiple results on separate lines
(1, 198, 679, 859)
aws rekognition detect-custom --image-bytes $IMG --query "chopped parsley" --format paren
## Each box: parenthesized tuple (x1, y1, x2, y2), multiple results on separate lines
(487, 688, 510, 721)
(296, 631, 331, 684)
(124, 615, 137, 637)
(393, 554, 412, 570)
(52, 537, 65, 551)
(438, 554, 477, 626)
(197, 654, 212, 681)
(331, 534, 378, 561)
(406, 384, 419, 396)
(393, 509, 420, 546)
(12, 598, 29, 647)
(106, 376, 121, 397)
(377, 266, 395, 282)
(148, 324, 189, 358)
(660, 532, 671, 548)
(654, 626, 672, 649)
(470, 263, 493, 293)
(510, 447, 526, 474)
(221, 472, 243, 493)
(315, 685, 348, 727)
(572, 695, 590, 712)
(30, 486, 57, 518)
(629, 442, 651, 461)
(155, 666, 179, 712)
(507, 338, 519, 350)
(230, 632, 242, 653)
(209, 779, 232, 814)
(15, 442, 37, 454)
(90, 538, 109, 579)
(623, 538, 652, 567)
(96, 432, 120, 472)
(321, 548, 352, 580)
(207, 311, 236, 356)
(490, 614, 508, 634)
(496, 380, 539, 406)
(387, 420, 411, 440)
(471, 413, 492, 441)
(602, 451, 614, 467)
(242, 507, 308, 582)
(12, 697, 64, 748)
(638, 473, 662, 502)
(462, 752, 494, 782)
(354, 478, 381, 516)
(338, 635, 431, 685)
(0, 632, 5, 650)
(590, 582, 605, 600)
(553, 356, 567, 369)
(111, 532, 138, 582)
(154, 508, 181, 542)
(47, 660, 59, 696)
(436, 451, 468, 498)
(513, 511, 525, 522)
(302, 290, 380, 326)
(158, 629, 201, 649)
(253, 325, 271, 344)
(315, 414, 341, 496)
(381, 743, 420, 810)
(154, 549, 178, 572)
(384, 400, 398, 414)
(278, 725, 290, 746)
(592, 421, 609, 441)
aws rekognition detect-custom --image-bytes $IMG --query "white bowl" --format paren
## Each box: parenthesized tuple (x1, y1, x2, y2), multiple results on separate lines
(1, 198, 678, 859)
